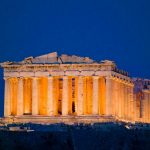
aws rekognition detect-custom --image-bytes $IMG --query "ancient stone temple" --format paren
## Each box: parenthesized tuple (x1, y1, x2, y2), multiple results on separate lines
(1, 52, 150, 123)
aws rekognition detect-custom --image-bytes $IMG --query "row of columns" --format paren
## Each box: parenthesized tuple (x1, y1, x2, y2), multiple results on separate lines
(6, 75, 147, 122)
(138, 91, 150, 123)
(110, 78, 134, 121)
(4, 76, 109, 117)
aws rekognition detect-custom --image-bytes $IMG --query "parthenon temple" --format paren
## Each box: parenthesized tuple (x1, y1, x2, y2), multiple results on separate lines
(1, 52, 150, 123)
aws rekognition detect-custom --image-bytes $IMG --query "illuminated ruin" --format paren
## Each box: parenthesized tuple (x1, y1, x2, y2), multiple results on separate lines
(1, 52, 150, 123)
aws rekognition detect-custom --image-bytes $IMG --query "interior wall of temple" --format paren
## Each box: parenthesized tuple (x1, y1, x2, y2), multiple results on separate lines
(74, 77, 78, 114)
(10, 78, 18, 115)
(77, 76, 84, 115)
(98, 77, 106, 115)
(83, 77, 93, 115)
(38, 77, 48, 115)
(58, 78, 63, 114)
(87, 77, 93, 114)
(53, 77, 60, 115)
(71, 78, 75, 114)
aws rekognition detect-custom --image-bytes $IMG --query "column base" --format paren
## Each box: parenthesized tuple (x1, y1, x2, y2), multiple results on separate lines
(2, 115, 115, 124)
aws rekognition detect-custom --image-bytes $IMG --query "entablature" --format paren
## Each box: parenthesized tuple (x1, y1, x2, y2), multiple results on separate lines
(3, 63, 115, 72)
(4, 69, 133, 85)
(142, 89, 150, 94)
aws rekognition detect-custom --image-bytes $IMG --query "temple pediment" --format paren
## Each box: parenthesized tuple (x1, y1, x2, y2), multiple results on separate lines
(31, 52, 58, 64)
(21, 52, 94, 64)
(1, 51, 150, 124)
(0, 52, 118, 68)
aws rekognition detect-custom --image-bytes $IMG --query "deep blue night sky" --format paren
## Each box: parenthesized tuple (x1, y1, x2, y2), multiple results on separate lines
(0, 0, 150, 116)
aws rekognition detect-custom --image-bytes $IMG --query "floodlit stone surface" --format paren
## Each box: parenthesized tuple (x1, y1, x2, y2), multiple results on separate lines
(0, 52, 150, 123)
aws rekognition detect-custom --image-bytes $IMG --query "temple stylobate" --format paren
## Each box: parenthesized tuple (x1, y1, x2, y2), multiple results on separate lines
(1, 52, 150, 123)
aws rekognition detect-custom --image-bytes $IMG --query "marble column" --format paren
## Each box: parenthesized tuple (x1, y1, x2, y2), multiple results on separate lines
(105, 77, 112, 116)
(142, 92, 146, 122)
(77, 76, 84, 115)
(92, 76, 99, 115)
(62, 76, 69, 115)
(126, 85, 130, 120)
(74, 77, 78, 114)
(116, 80, 120, 117)
(17, 77, 23, 115)
(68, 77, 72, 114)
(112, 78, 118, 116)
(4, 78, 11, 116)
(131, 85, 134, 120)
(99, 77, 106, 115)
(111, 79, 115, 116)
(32, 77, 39, 115)
(47, 77, 54, 116)
(148, 93, 150, 122)
(130, 87, 135, 121)
(146, 93, 149, 122)
(121, 82, 124, 119)
(126, 86, 130, 120)
(124, 84, 127, 120)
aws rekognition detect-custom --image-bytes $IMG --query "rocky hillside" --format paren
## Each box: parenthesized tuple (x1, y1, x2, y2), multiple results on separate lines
(0, 122, 150, 150)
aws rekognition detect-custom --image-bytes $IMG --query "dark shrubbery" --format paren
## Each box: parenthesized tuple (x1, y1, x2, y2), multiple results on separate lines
(0, 123, 150, 150)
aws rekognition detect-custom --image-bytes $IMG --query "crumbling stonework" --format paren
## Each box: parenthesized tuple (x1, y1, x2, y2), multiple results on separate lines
(1, 52, 150, 123)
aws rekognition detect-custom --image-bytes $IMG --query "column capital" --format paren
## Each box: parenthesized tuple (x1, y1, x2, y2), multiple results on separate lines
(32, 77, 39, 80)
(78, 75, 84, 79)
(105, 76, 113, 80)
(10, 77, 18, 82)
(3, 77, 9, 80)
(18, 77, 24, 80)
(48, 76, 53, 80)
(92, 76, 99, 79)
(63, 76, 68, 80)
